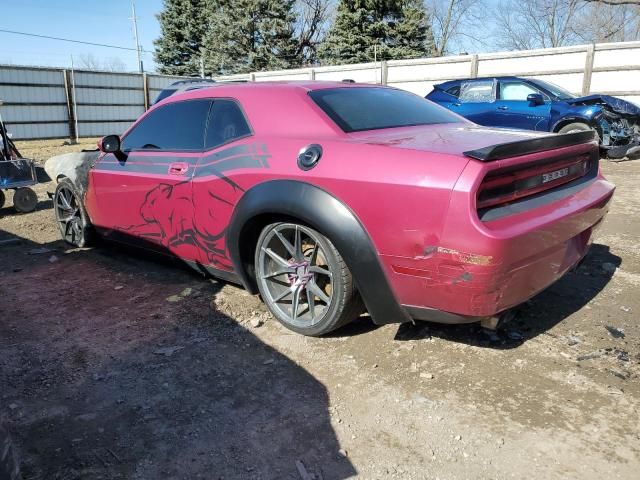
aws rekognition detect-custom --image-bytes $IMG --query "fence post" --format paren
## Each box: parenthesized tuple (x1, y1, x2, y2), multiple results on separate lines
(309, 68, 316, 80)
(249, 72, 256, 82)
(582, 44, 595, 96)
(142, 73, 150, 110)
(62, 69, 77, 143)
(380, 60, 388, 85)
(470, 54, 479, 78)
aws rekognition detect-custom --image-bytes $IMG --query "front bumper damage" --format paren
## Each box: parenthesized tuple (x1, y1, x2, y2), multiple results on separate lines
(583, 98, 640, 160)
(599, 111, 640, 160)
(606, 140, 640, 161)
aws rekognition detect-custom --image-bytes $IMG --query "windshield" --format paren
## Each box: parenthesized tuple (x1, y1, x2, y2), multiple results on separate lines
(309, 87, 462, 133)
(530, 79, 575, 100)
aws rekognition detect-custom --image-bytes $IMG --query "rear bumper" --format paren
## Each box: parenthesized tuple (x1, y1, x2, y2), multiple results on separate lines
(403, 305, 487, 325)
(383, 174, 615, 322)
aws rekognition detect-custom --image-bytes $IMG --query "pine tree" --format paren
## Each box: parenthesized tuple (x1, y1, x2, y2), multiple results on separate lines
(154, 0, 208, 76)
(317, 0, 374, 65)
(388, 0, 435, 59)
(203, 0, 300, 75)
(318, 0, 435, 65)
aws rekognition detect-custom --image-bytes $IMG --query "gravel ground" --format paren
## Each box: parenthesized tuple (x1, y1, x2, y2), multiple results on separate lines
(1, 140, 639, 479)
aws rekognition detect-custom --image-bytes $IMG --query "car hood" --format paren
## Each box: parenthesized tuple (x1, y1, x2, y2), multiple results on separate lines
(45, 150, 100, 194)
(346, 124, 548, 157)
(565, 95, 640, 116)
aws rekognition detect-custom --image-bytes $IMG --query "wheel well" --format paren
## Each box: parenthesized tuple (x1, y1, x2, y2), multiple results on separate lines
(553, 119, 592, 133)
(236, 213, 308, 294)
(226, 179, 411, 325)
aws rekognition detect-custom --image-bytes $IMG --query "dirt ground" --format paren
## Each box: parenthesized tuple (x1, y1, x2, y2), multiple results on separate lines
(1, 140, 639, 480)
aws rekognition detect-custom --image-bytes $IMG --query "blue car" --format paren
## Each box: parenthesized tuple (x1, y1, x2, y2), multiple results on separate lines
(426, 76, 640, 159)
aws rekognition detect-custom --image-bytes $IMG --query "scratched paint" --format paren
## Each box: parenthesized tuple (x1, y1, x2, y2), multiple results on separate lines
(435, 247, 494, 266)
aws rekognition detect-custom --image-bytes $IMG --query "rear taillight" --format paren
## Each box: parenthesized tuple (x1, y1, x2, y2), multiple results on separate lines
(477, 155, 591, 210)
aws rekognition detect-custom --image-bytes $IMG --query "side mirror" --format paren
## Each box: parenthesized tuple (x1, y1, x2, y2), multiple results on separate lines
(527, 93, 544, 106)
(99, 135, 121, 153)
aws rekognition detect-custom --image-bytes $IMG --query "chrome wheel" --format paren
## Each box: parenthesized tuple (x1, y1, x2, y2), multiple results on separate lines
(257, 224, 334, 328)
(55, 183, 84, 246)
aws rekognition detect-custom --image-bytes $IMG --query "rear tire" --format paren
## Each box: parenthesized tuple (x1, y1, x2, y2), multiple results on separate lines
(255, 222, 362, 336)
(13, 187, 37, 213)
(54, 178, 92, 247)
(0, 190, 5, 210)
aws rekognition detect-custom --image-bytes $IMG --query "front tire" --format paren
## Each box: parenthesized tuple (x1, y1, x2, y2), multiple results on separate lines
(255, 222, 361, 336)
(54, 178, 92, 247)
(558, 122, 599, 141)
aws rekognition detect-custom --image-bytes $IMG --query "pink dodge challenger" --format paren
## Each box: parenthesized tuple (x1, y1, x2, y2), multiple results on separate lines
(45, 82, 615, 336)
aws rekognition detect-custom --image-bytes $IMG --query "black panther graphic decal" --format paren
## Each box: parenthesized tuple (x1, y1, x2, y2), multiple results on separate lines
(113, 142, 271, 270)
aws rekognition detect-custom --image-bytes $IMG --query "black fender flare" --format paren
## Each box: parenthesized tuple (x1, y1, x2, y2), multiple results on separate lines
(226, 180, 411, 325)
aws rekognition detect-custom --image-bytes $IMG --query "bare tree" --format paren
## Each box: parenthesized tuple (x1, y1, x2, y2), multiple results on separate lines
(295, 0, 333, 64)
(77, 53, 102, 70)
(493, 0, 585, 50)
(76, 53, 127, 72)
(583, 0, 640, 5)
(103, 57, 128, 72)
(494, 0, 640, 50)
(426, 0, 488, 56)
(575, 0, 640, 42)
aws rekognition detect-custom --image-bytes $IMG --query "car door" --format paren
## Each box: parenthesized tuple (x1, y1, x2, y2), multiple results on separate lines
(493, 80, 551, 130)
(87, 98, 212, 261)
(446, 79, 497, 125)
(190, 98, 268, 273)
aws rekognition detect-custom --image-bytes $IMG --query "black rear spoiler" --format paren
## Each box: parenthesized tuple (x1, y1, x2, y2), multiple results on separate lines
(464, 130, 596, 161)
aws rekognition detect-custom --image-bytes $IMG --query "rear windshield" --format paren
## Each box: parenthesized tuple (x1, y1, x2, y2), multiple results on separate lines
(309, 87, 462, 133)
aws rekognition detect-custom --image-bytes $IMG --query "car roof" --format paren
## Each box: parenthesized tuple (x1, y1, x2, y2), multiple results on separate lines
(148, 81, 391, 138)
(167, 78, 217, 87)
(162, 80, 380, 101)
(437, 76, 535, 88)
(153, 79, 242, 104)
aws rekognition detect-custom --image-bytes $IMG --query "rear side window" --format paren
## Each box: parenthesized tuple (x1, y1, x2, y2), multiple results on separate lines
(459, 80, 495, 103)
(122, 99, 211, 151)
(205, 100, 252, 149)
(309, 87, 461, 133)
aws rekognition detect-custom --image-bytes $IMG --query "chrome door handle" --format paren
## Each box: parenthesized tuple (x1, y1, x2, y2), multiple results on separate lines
(497, 106, 509, 110)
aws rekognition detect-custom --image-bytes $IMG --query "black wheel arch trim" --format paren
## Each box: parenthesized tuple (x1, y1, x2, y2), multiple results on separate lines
(226, 180, 412, 325)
